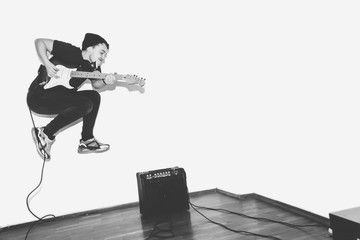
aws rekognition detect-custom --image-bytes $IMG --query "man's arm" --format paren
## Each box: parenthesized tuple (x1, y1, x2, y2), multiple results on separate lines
(34, 38, 58, 78)
(91, 73, 116, 89)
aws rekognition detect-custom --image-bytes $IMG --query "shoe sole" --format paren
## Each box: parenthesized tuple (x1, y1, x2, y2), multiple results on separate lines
(31, 128, 50, 161)
(78, 146, 110, 154)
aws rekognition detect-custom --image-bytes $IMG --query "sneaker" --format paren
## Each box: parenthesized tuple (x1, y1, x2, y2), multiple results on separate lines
(78, 138, 110, 154)
(31, 127, 55, 161)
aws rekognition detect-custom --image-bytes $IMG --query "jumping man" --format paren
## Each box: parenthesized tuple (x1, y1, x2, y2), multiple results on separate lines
(27, 33, 116, 160)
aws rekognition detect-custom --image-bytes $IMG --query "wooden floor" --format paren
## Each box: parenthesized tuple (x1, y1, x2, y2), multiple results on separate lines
(0, 189, 332, 240)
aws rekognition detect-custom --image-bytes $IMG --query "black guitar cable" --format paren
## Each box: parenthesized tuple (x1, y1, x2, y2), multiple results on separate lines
(189, 201, 327, 240)
(190, 201, 282, 240)
(25, 109, 55, 240)
(190, 202, 324, 228)
(145, 216, 175, 240)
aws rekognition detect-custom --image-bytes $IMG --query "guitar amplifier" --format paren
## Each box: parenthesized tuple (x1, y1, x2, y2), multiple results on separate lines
(136, 167, 189, 216)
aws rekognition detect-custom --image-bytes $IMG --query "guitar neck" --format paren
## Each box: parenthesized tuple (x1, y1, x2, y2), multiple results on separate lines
(70, 71, 124, 80)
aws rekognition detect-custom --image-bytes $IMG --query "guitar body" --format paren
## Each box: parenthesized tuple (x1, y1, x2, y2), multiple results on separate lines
(44, 65, 78, 89)
(41, 58, 96, 90)
(37, 58, 84, 90)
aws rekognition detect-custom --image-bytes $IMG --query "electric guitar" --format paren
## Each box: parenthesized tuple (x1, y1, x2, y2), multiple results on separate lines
(42, 65, 146, 90)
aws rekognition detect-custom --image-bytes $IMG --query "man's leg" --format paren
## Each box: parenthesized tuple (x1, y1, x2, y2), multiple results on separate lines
(77, 90, 101, 141)
(27, 87, 96, 159)
(76, 90, 110, 154)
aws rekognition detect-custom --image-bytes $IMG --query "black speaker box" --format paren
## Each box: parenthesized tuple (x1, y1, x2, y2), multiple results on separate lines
(136, 167, 189, 216)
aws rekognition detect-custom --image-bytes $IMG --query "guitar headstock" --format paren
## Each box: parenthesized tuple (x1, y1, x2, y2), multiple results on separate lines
(123, 74, 146, 87)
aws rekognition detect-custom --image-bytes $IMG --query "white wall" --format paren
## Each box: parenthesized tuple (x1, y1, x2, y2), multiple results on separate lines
(1, 0, 360, 227)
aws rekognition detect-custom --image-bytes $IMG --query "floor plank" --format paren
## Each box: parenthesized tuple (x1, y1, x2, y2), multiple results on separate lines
(0, 189, 332, 240)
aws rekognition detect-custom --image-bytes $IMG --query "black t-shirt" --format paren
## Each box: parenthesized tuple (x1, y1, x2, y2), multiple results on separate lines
(29, 40, 101, 91)
(51, 40, 84, 68)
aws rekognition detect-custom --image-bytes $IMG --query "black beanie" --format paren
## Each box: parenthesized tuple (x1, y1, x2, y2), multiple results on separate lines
(82, 33, 109, 50)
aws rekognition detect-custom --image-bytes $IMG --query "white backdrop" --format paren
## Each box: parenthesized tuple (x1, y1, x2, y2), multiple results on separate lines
(1, 0, 360, 227)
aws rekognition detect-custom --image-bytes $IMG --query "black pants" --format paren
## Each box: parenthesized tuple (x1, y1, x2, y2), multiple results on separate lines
(27, 85, 100, 141)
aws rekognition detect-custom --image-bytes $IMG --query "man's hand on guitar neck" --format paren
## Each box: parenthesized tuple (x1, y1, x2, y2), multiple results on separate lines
(91, 71, 116, 89)
(103, 73, 116, 85)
